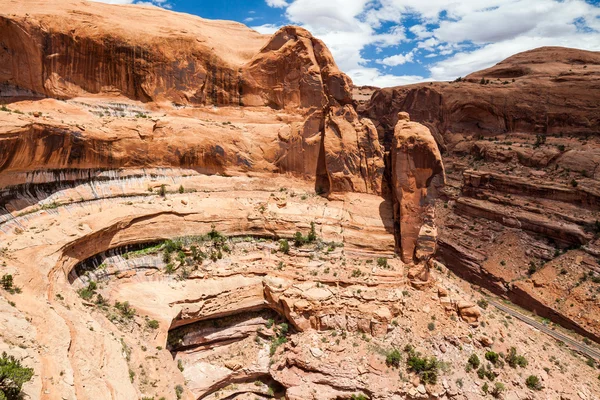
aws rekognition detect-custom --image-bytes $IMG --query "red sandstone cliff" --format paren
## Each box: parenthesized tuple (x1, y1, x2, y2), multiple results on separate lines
(364, 47, 600, 150)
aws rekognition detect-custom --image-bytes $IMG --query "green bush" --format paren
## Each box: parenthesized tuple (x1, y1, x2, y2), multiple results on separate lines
(175, 384, 184, 400)
(477, 364, 496, 381)
(147, 320, 159, 330)
(307, 222, 317, 242)
(406, 348, 440, 384)
(525, 375, 542, 390)
(491, 382, 505, 398)
(279, 239, 290, 254)
(1, 274, 13, 291)
(477, 299, 488, 309)
(506, 347, 527, 368)
(485, 351, 499, 365)
(0, 352, 34, 399)
(468, 353, 480, 369)
(377, 257, 388, 268)
(385, 349, 402, 368)
(77, 281, 97, 300)
(293, 232, 305, 247)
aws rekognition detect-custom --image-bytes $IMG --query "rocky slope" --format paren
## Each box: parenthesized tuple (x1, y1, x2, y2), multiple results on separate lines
(362, 47, 600, 342)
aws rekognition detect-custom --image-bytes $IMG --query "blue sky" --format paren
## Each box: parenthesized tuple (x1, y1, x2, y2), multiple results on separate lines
(97, 0, 600, 87)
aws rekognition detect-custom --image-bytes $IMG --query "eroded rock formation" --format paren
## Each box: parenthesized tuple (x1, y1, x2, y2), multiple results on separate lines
(391, 112, 445, 263)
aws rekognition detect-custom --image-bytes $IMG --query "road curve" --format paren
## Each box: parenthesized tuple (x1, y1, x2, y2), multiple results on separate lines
(487, 298, 600, 361)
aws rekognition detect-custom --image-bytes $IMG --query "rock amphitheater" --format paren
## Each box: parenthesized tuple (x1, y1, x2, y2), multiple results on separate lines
(1, 1, 600, 399)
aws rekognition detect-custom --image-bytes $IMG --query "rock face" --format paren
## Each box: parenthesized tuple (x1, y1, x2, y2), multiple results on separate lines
(365, 47, 600, 149)
(0, 0, 384, 196)
(391, 112, 445, 263)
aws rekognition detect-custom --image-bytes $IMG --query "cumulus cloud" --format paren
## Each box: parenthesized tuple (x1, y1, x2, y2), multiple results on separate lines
(266, 0, 289, 7)
(377, 50, 416, 66)
(260, 0, 600, 87)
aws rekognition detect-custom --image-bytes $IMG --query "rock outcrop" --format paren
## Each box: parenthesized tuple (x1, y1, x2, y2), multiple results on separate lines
(391, 112, 445, 263)
(364, 47, 600, 149)
(0, 1, 384, 196)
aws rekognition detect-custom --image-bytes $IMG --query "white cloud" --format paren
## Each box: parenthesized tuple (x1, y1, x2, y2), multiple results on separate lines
(377, 50, 416, 66)
(266, 0, 289, 8)
(251, 23, 282, 34)
(258, 0, 600, 87)
(348, 67, 426, 87)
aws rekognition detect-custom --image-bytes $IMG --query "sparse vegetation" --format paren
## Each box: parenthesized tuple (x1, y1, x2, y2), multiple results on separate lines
(485, 351, 499, 365)
(77, 281, 97, 300)
(0, 352, 34, 399)
(147, 319, 159, 330)
(505, 347, 527, 368)
(405, 346, 440, 385)
(385, 349, 402, 368)
(468, 353, 480, 369)
(279, 239, 290, 254)
(525, 375, 542, 391)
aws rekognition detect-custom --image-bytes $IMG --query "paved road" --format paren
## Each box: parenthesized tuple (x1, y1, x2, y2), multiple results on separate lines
(487, 298, 600, 361)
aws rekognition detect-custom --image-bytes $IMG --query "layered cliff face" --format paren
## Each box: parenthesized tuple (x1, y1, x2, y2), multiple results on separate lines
(364, 47, 600, 150)
(362, 47, 600, 342)
(0, 0, 387, 199)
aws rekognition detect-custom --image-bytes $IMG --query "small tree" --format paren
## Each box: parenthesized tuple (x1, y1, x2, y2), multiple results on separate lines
(159, 184, 167, 197)
(178, 185, 184, 194)
(0, 352, 34, 399)
(1, 274, 13, 291)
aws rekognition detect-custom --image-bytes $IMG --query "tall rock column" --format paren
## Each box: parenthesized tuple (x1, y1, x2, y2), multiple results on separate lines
(391, 112, 445, 263)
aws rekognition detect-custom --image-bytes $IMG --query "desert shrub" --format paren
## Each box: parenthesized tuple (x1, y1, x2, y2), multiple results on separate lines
(307, 222, 317, 242)
(506, 347, 527, 368)
(279, 239, 290, 254)
(491, 382, 505, 398)
(525, 375, 542, 390)
(114, 301, 135, 319)
(175, 384, 184, 399)
(77, 281, 97, 300)
(377, 257, 388, 268)
(477, 299, 488, 309)
(427, 322, 435, 331)
(293, 232, 305, 247)
(0, 352, 34, 399)
(147, 320, 159, 330)
(477, 364, 496, 381)
(385, 349, 402, 368)
(485, 351, 499, 365)
(468, 353, 480, 369)
(406, 348, 440, 384)
(1, 274, 13, 291)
